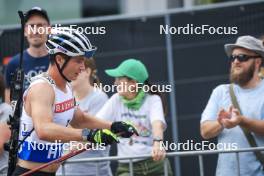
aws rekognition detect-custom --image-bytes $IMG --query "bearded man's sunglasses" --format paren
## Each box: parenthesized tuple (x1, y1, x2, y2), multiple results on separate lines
(230, 54, 260, 62)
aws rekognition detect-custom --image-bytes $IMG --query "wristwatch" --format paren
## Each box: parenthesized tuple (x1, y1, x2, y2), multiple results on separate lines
(82, 128, 90, 141)
(153, 136, 163, 142)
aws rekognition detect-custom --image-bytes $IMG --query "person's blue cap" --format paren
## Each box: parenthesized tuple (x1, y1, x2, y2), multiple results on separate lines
(25, 7, 50, 24)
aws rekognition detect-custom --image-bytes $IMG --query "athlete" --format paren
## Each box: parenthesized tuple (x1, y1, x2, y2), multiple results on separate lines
(11, 28, 137, 176)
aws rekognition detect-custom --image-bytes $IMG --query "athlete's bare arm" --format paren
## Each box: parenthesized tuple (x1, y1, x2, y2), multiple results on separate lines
(70, 108, 112, 129)
(26, 82, 83, 143)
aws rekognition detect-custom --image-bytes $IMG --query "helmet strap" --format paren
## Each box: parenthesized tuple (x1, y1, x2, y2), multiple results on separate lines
(54, 56, 71, 82)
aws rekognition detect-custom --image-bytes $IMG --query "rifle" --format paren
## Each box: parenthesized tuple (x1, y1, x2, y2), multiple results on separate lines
(20, 148, 87, 176)
(6, 11, 25, 176)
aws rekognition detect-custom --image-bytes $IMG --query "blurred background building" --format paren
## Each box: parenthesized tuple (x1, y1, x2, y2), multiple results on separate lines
(0, 0, 246, 25)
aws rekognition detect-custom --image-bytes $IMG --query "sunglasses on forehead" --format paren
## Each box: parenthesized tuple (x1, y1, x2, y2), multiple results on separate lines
(229, 54, 261, 62)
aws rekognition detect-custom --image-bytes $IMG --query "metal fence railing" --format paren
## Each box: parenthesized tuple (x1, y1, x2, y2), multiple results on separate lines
(60, 146, 264, 176)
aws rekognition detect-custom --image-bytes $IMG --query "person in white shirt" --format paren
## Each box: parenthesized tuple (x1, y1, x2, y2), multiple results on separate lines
(57, 58, 111, 176)
(0, 74, 12, 175)
(201, 35, 264, 176)
(97, 58, 173, 176)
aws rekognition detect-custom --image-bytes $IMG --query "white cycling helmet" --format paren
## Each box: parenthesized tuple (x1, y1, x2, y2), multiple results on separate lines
(46, 27, 97, 58)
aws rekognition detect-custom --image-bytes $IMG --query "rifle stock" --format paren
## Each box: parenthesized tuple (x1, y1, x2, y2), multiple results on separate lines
(6, 11, 25, 176)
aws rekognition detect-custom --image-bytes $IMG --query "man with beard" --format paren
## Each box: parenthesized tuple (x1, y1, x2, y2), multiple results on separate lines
(4, 7, 50, 104)
(200, 35, 264, 176)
